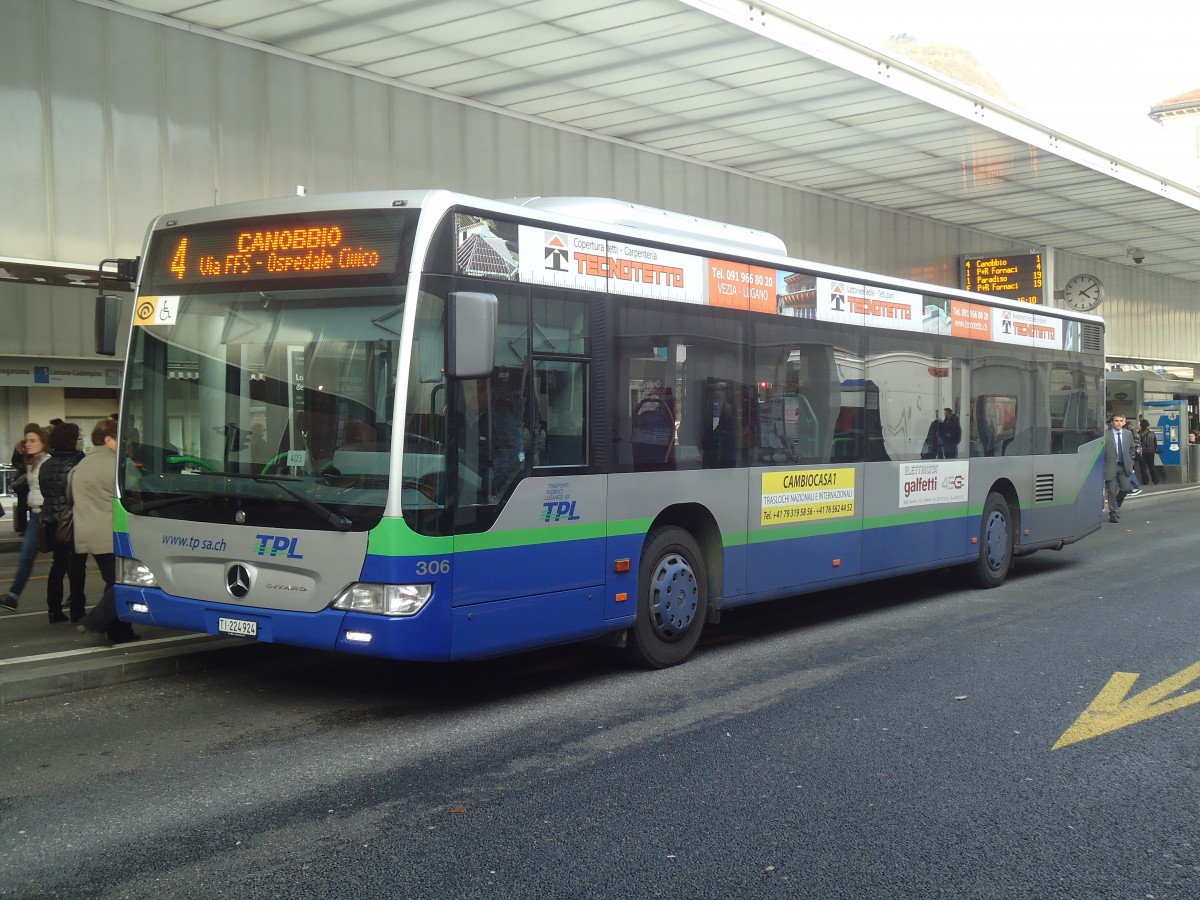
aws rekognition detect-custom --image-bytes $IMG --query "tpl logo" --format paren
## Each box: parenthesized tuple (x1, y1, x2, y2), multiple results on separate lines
(542, 501, 581, 523)
(255, 534, 303, 559)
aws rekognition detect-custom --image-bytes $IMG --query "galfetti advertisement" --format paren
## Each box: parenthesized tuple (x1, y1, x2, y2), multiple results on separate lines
(898, 460, 969, 508)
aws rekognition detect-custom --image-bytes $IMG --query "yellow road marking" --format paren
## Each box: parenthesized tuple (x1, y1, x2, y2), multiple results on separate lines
(1054, 661, 1200, 749)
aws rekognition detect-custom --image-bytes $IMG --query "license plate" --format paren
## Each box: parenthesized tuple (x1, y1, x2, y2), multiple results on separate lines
(218, 617, 258, 638)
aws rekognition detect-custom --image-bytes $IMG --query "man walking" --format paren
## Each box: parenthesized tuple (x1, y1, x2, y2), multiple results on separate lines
(1104, 414, 1137, 523)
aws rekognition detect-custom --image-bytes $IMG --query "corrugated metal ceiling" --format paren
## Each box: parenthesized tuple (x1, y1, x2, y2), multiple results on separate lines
(99, 0, 1200, 283)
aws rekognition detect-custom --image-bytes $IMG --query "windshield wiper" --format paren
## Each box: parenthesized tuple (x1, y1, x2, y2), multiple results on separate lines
(130, 471, 353, 531)
(248, 474, 353, 532)
(135, 492, 206, 513)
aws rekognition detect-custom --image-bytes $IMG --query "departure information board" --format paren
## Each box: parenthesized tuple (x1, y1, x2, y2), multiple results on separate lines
(961, 253, 1043, 304)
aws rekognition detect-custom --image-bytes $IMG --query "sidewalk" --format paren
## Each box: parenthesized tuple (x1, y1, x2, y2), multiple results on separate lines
(2, 479, 1197, 704)
(0, 517, 257, 704)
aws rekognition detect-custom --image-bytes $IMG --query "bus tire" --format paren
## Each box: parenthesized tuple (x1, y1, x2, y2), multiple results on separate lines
(627, 526, 708, 669)
(968, 491, 1013, 589)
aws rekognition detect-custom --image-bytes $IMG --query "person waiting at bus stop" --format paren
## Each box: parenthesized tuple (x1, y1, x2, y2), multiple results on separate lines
(74, 418, 139, 644)
(0, 424, 49, 611)
(1136, 416, 1161, 486)
(39, 421, 88, 623)
(1104, 414, 1137, 524)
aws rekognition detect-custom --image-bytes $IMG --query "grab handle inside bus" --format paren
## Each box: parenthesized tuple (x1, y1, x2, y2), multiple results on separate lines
(447, 291, 497, 379)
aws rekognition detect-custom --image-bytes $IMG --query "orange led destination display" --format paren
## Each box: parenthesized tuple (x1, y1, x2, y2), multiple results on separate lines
(961, 253, 1043, 304)
(150, 212, 405, 286)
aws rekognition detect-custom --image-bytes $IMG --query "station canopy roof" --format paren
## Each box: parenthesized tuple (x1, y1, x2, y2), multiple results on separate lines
(105, 0, 1200, 284)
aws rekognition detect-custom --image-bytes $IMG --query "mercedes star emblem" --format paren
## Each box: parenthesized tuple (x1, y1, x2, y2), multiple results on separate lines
(226, 564, 251, 600)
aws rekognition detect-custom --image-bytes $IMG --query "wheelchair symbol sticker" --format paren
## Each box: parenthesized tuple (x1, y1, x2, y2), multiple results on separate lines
(133, 295, 179, 327)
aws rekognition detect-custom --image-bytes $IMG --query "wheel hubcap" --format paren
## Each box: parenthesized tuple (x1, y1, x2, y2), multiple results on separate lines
(983, 509, 1010, 572)
(649, 552, 698, 640)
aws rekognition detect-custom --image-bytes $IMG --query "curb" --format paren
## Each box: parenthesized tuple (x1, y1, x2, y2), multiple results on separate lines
(0, 636, 259, 704)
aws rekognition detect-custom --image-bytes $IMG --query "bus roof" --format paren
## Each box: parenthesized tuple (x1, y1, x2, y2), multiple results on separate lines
(141, 187, 1103, 326)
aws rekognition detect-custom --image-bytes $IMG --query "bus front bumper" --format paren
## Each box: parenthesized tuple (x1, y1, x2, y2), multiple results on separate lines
(113, 585, 452, 661)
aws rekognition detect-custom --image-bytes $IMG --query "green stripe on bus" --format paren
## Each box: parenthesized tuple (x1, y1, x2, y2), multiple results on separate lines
(367, 516, 616, 556)
(744, 517, 860, 544)
(364, 448, 1103, 557)
(863, 506, 977, 531)
(455, 522, 609, 552)
(366, 519, 452, 556)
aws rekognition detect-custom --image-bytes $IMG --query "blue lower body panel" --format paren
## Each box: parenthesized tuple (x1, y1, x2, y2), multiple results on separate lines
(862, 515, 973, 573)
(113, 585, 455, 661)
(745, 529, 863, 595)
(742, 515, 975, 602)
(450, 587, 607, 659)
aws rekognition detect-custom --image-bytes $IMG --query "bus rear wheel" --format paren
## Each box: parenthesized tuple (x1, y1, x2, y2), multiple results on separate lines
(968, 491, 1013, 588)
(627, 526, 708, 668)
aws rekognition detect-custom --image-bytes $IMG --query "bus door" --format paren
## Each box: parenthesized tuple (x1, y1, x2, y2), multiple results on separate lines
(746, 341, 864, 595)
(970, 356, 1038, 537)
(860, 349, 963, 573)
(447, 284, 605, 615)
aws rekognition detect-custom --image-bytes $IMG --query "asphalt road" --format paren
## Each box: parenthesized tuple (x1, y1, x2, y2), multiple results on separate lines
(2, 490, 1199, 898)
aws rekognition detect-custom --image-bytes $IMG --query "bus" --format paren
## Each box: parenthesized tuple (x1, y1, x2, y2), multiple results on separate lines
(102, 189, 1106, 668)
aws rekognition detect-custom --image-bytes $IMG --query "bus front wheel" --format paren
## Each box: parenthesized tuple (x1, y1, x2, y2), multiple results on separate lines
(627, 527, 708, 668)
(968, 491, 1013, 588)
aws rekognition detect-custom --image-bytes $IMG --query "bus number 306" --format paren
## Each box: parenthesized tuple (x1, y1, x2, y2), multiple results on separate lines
(415, 559, 451, 576)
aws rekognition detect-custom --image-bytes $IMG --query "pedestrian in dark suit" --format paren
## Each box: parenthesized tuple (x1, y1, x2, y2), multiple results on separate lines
(1104, 414, 1137, 524)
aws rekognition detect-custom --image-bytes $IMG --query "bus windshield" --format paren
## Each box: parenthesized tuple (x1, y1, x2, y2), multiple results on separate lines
(120, 283, 405, 531)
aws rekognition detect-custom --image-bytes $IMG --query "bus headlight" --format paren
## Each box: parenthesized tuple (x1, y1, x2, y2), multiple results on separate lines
(118, 557, 158, 588)
(332, 583, 431, 617)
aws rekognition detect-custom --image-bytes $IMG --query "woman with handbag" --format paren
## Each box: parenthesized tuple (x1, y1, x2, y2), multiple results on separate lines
(39, 422, 87, 623)
(0, 424, 48, 612)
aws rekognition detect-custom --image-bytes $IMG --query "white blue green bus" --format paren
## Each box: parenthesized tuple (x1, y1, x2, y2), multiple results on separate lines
(105, 189, 1105, 667)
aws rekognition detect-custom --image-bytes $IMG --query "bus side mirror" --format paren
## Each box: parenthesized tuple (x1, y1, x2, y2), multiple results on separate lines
(446, 291, 496, 379)
(95, 294, 122, 356)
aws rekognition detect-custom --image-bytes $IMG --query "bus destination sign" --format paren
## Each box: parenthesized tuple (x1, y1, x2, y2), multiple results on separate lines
(961, 253, 1043, 304)
(151, 213, 405, 285)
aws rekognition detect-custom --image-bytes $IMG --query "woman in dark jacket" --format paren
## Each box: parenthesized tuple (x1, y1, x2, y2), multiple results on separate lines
(40, 422, 87, 623)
